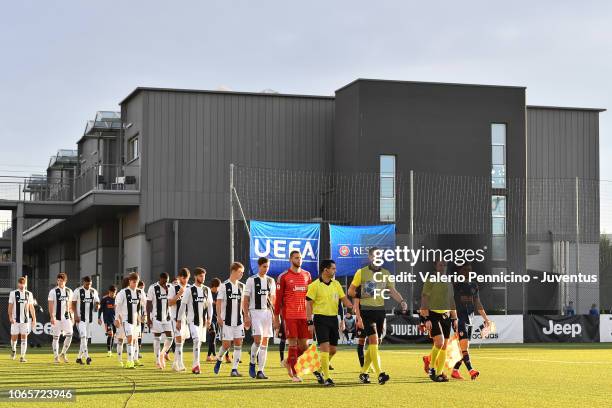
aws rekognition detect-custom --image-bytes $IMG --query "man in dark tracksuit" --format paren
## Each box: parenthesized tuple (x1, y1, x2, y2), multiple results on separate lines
(98, 286, 117, 356)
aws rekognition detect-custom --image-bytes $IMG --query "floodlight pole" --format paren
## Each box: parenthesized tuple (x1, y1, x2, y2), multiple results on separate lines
(229, 163, 235, 264)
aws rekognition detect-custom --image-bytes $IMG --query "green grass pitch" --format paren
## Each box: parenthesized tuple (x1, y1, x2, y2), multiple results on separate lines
(0, 343, 609, 407)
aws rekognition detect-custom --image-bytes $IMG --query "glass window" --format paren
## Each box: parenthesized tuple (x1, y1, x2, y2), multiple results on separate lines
(128, 136, 139, 161)
(492, 218, 505, 235)
(491, 123, 506, 189)
(491, 195, 506, 261)
(491, 236, 507, 261)
(491, 124, 506, 145)
(492, 195, 506, 216)
(380, 155, 396, 222)
(492, 145, 505, 165)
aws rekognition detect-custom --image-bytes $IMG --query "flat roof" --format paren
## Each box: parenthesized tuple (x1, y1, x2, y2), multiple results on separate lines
(527, 105, 606, 113)
(335, 78, 527, 93)
(120, 86, 335, 106)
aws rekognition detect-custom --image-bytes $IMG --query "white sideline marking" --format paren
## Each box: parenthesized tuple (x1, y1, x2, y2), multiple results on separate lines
(386, 350, 612, 365)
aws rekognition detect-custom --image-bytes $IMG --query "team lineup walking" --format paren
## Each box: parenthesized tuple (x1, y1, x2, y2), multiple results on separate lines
(6, 251, 487, 386)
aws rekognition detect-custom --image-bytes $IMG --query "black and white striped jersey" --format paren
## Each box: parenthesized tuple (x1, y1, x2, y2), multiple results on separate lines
(9, 289, 33, 323)
(115, 287, 142, 325)
(178, 284, 213, 327)
(47, 287, 73, 321)
(244, 275, 276, 310)
(217, 280, 245, 326)
(71, 286, 100, 323)
(167, 283, 189, 321)
(147, 282, 171, 321)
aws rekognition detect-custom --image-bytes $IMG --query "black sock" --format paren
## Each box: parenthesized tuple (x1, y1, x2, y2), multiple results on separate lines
(462, 350, 473, 370)
(357, 343, 365, 367)
(106, 336, 112, 352)
(279, 340, 285, 361)
(453, 359, 462, 370)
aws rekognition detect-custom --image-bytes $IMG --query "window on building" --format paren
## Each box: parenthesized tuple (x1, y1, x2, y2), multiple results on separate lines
(128, 136, 139, 161)
(492, 195, 507, 260)
(380, 155, 396, 222)
(491, 123, 506, 188)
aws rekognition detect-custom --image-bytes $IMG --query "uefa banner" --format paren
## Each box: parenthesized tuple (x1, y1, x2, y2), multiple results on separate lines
(523, 315, 600, 343)
(329, 224, 396, 277)
(599, 314, 612, 342)
(249, 220, 320, 277)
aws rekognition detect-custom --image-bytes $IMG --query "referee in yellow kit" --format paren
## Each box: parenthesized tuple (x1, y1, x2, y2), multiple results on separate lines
(306, 259, 353, 386)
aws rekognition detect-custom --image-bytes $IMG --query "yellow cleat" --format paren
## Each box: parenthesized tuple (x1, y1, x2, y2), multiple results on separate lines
(118, 361, 124, 368)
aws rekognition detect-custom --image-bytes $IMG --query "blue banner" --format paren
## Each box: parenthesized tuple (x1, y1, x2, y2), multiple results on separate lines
(329, 224, 396, 277)
(250, 221, 321, 277)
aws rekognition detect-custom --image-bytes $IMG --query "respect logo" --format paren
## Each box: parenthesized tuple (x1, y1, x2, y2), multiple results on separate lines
(339, 246, 350, 257)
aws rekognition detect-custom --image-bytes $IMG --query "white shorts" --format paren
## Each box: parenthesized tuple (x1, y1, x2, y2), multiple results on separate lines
(11, 322, 31, 336)
(152, 319, 173, 334)
(172, 319, 190, 339)
(116, 323, 125, 340)
(122, 322, 137, 338)
(51, 319, 73, 336)
(222, 324, 245, 341)
(189, 323, 206, 343)
(77, 321, 93, 338)
(250, 309, 273, 338)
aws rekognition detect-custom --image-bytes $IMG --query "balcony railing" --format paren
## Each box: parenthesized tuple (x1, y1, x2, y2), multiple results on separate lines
(0, 164, 139, 203)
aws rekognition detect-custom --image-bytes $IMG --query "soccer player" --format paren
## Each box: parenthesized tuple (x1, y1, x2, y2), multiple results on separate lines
(168, 268, 191, 371)
(273, 250, 312, 382)
(98, 285, 117, 357)
(147, 272, 174, 369)
(214, 262, 246, 377)
(71, 276, 100, 365)
(451, 262, 490, 380)
(177, 267, 213, 374)
(48, 272, 74, 364)
(348, 247, 406, 385)
(135, 280, 146, 363)
(306, 259, 353, 386)
(8, 276, 36, 362)
(243, 257, 276, 379)
(206, 278, 222, 362)
(114, 273, 143, 369)
(420, 259, 458, 382)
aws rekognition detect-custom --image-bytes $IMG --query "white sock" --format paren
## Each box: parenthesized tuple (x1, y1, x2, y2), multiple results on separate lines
(161, 336, 173, 356)
(117, 340, 124, 361)
(80, 337, 87, 359)
(127, 343, 133, 362)
(175, 342, 184, 366)
(61, 336, 72, 355)
(193, 338, 201, 367)
(153, 336, 161, 362)
(10, 340, 17, 352)
(216, 345, 228, 361)
(52, 336, 60, 357)
(250, 342, 260, 364)
(20, 340, 27, 358)
(232, 346, 241, 370)
(257, 345, 268, 372)
(134, 341, 139, 360)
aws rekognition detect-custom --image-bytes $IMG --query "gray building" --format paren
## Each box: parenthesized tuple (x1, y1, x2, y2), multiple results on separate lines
(0, 79, 605, 314)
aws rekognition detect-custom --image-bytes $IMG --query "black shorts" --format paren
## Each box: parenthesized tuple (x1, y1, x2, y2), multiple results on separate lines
(314, 315, 339, 346)
(428, 311, 451, 339)
(457, 319, 472, 341)
(361, 309, 387, 337)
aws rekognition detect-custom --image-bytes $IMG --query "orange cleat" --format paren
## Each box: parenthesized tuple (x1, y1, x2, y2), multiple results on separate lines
(469, 369, 480, 380)
(192, 365, 201, 375)
(422, 355, 431, 374)
(451, 369, 464, 380)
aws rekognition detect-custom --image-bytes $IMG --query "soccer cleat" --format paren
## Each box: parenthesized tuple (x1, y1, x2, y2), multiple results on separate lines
(135, 359, 144, 367)
(19, 357, 27, 363)
(329, 364, 334, 371)
(291, 375, 302, 382)
(359, 373, 371, 384)
(224, 354, 231, 363)
(214, 359, 222, 374)
(107, 351, 112, 357)
(60, 353, 69, 363)
(206, 356, 215, 362)
(422, 355, 431, 374)
(192, 366, 201, 375)
(378, 372, 390, 385)
(54, 356, 60, 364)
(313, 371, 325, 385)
(10, 350, 16, 360)
(125, 361, 135, 369)
(428, 368, 437, 382)
(469, 369, 480, 380)
(86, 357, 92, 365)
(324, 378, 335, 387)
(256, 371, 268, 379)
(164, 353, 171, 361)
(249, 363, 257, 378)
(76, 358, 84, 365)
(451, 369, 464, 380)
(230, 369, 242, 377)
(280, 359, 287, 368)
(434, 374, 449, 382)
(118, 361, 124, 368)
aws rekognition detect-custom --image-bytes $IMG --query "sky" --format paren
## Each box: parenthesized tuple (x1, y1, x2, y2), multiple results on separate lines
(0, 0, 611, 229)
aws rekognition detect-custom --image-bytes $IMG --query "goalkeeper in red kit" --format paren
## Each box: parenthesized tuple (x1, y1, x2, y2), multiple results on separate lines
(273, 250, 312, 382)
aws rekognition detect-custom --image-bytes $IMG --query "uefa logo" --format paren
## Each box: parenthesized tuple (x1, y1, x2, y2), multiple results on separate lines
(339, 245, 350, 256)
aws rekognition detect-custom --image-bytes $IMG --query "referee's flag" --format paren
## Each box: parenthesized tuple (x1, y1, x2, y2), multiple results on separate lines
(445, 335, 463, 370)
(294, 344, 321, 376)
